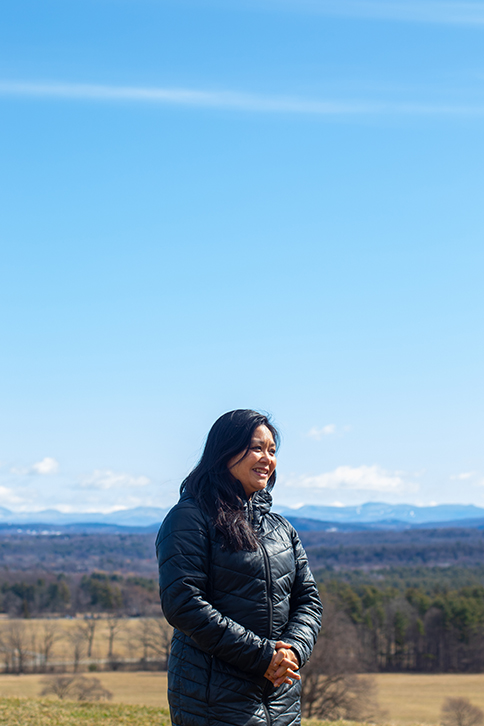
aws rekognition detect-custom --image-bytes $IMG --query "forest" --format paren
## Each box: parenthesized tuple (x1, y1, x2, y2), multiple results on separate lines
(1, 526, 484, 673)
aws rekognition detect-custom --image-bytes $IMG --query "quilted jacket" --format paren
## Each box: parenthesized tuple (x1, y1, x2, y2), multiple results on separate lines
(156, 489, 323, 726)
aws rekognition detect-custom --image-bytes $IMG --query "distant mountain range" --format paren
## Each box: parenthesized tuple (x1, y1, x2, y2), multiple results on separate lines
(276, 502, 484, 524)
(1, 502, 484, 531)
(0, 506, 169, 528)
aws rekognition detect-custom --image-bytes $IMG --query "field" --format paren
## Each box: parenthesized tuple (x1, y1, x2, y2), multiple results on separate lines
(0, 672, 484, 724)
(0, 698, 171, 726)
(0, 697, 354, 726)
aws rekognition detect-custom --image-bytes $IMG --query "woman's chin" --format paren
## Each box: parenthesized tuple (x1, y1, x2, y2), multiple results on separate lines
(252, 479, 268, 491)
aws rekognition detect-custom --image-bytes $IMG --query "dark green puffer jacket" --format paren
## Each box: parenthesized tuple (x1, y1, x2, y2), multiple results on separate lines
(156, 489, 323, 726)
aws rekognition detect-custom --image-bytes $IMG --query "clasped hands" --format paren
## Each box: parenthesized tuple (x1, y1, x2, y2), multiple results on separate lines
(263, 640, 300, 688)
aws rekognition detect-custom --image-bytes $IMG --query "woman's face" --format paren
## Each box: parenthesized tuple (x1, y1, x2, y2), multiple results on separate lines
(227, 425, 277, 498)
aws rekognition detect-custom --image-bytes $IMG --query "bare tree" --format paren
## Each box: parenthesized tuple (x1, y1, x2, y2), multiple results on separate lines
(441, 698, 484, 726)
(37, 620, 63, 672)
(0, 620, 32, 674)
(105, 615, 125, 660)
(152, 616, 172, 669)
(67, 626, 86, 673)
(40, 675, 112, 702)
(78, 617, 97, 659)
(301, 600, 383, 721)
(129, 616, 172, 668)
(142, 617, 172, 668)
(40, 675, 77, 699)
(73, 676, 112, 701)
(134, 617, 154, 665)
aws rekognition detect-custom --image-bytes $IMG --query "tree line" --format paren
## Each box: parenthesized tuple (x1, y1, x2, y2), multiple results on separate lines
(3, 567, 484, 673)
(0, 571, 159, 618)
(2, 527, 484, 576)
(0, 615, 171, 674)
(320, 579, 484, 672)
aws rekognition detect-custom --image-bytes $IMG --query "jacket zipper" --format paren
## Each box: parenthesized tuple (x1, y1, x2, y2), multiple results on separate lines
(260, 540, 273, 725)
(260, 541, 273, 638)
(249, 499, 272, 726)
(247, 500, 272, 635)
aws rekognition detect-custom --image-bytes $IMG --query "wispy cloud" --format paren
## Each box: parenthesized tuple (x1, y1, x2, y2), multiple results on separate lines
(10, 457, 59, 476)
(79, 469, 151, 490)
(0, 485, 27, 507)
(307, 424, 336, 440)
(451, 471, 475, 480)
(294, 464, 417, 492)
(1, 80, 484, 117)
(263, 0, 484, 25)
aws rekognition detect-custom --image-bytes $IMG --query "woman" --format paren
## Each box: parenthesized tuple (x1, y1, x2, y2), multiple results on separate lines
(156, 409, 323, 726)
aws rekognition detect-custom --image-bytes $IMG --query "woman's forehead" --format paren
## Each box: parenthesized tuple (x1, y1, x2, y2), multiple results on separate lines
(251, 425, 275, 444)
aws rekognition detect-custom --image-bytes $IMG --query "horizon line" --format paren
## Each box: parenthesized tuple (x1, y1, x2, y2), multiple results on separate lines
(1, 501, 483, 515)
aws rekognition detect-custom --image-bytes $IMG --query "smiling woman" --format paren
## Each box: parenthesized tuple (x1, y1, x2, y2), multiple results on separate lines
(227, 425, 277, 499)
(155, 409, 323, 726)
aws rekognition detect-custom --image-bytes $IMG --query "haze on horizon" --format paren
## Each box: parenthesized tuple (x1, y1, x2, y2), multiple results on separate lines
(1, 0, 483, 514)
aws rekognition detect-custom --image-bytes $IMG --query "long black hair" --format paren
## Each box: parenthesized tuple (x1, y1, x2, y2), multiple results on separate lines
(181, 409, 279, 551)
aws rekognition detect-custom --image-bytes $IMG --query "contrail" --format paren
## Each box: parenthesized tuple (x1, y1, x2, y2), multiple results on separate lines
(0, 80, 483, 116)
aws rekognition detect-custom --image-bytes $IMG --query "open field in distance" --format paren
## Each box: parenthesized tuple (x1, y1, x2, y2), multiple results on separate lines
(1, 672, 484, 724)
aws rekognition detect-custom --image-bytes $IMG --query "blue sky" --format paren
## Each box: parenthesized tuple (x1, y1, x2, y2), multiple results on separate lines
(1, 0, 484, 513)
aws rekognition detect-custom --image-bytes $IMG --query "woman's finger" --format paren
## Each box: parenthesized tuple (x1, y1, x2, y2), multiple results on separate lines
(273, 669, 301, 687)
(274, 641, 293, 651)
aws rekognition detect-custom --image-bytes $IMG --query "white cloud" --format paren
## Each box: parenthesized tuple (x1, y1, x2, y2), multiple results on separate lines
(262, 0, 484, 25)
(0, 485, 28, 507)
(1, 81, 484, 117)
(307, 424, 336, 440)
(31, 457, 59, 475)
(10, 457, 59, 476)
(79, 469, 151, 490)
(451, 471, 475, 480)
(295, 464, 417, 492)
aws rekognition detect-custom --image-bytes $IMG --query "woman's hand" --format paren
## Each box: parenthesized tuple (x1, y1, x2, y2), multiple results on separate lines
(263, 640, 300, 688)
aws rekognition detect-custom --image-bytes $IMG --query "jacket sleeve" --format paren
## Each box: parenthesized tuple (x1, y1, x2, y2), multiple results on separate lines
(156, 501, 275, 677)
(279, 526, 323, 667)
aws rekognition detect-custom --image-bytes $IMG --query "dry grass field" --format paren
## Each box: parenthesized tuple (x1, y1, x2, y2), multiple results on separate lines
(0, 671, 484, 724)
(374, 673, 484, 725)
(0, 671, 169, 707)
(1, 620, 484, 725)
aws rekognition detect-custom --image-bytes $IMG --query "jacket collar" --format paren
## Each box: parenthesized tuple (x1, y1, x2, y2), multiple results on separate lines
(245, 487, 272, 527)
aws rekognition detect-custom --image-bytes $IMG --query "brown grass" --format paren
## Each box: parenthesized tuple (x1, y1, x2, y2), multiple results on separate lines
(374, 673, 484, 725)
(1, 671, 484, 725)
(0, 672, 169, 707)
